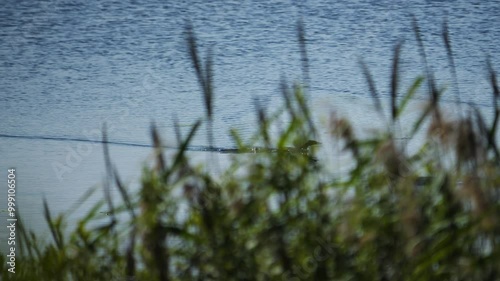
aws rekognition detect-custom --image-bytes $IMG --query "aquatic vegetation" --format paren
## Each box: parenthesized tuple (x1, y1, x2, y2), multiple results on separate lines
(2, 20, 500, 281)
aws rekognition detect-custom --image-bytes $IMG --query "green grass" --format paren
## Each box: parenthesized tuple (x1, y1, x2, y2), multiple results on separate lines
(2, 20, 500, 281)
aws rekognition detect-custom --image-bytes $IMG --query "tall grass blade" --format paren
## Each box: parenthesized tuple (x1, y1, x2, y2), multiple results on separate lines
(186, 23, 213, 118)
(126, 228, 137, 280)
(410, 103, 432, 137)
(428, 73, 442, 122)
(360, 59, 385, 120)
(390, 41, 403, 122)
(186, 24, 214, 150)
(475, 108, 495, 149)
(43, 197, 63, 250)
(254, 97, 270, 146)
(204, 47, 214, 120)
(171, 120, 201, 171)
(280, 77, 297, 120)
(204, 48, 215, 151)
(173, 114, 182, 146)
(16, 214, 35, 258)
(186, 23, 206, 96)
(487, 59, 499, 150)
(412, 16, 435, 103)
(488, 58, 500, 100)
(294, 83, 317, 137)
(79, 200, 104, 226)
(113, 167, 136, 219)
(442, 19, 462, 112)
(65, 184, 99, 217)
(412, 16, 427, 71)
(297, 18, 310, 87)
(474, 107, 500, 164)
(397, 76, 424, 118)
(151, 123, 166, 173)
(102, 124, 116, 224)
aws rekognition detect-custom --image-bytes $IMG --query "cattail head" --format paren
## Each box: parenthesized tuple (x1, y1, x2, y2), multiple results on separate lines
(455, 117, 481, 168)
(330, 114, 354, 142)
(330, 113, 359, 158)
(376, 139, 408, 179)
(427, 114, 455, 148)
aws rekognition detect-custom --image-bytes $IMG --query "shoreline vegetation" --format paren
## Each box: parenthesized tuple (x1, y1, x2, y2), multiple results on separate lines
(2, 18, 500, 280)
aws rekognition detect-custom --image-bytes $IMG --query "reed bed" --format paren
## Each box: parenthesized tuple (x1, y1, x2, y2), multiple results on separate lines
(2, 19, 499, 281)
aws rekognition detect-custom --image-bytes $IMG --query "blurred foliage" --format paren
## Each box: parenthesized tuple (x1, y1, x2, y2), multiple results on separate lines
(2, 21, 500, 281)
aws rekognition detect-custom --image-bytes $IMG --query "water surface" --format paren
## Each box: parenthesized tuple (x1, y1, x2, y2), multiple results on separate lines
(1, 0, 499, 251)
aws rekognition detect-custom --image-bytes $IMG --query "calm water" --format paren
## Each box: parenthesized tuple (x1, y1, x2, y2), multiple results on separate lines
(1, 0, 499, 250)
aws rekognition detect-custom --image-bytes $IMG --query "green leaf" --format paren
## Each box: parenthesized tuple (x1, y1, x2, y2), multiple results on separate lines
(397, 76, 424, 119)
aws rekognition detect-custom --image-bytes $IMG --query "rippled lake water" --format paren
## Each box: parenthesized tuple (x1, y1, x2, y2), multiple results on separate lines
(1, 0, 499, 250)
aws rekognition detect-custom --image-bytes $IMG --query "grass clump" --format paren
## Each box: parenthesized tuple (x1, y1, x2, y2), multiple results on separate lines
(2, 21, 500, 281)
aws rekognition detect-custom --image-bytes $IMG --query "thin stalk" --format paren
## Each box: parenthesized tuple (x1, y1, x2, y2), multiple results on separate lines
(297, 18, 310, 88)
(359, 58, 387, 124)
(442, 19, 463, 114)
(151, 123, 166, 173)
(412, 16, 438, 113)
(102, 124, 117, 225)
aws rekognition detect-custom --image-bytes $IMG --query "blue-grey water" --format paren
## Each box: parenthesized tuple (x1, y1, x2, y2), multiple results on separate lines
(1, 0, 499, 251)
